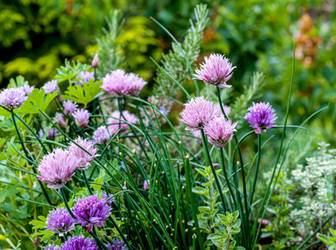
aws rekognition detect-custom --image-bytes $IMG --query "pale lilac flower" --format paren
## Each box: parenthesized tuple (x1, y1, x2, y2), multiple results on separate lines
(180, 97, 216, 130)
(39, 128, 58, 139)
(213, 104, 231, 118)
(55, 113, 66, 128)
(93, 126, 111, 144)
(76, 71, 94, 86)
(107, 239, 127, 250)
(194, 54, 235, 88)
(244, 102, 277, 134)
(20, 84, 34, 95)
(45, 245, 61, 250)
(43, 80, 58, 94)
(143, 180, 149, 190)
(204, 117, 237, 147)
(102, 69, 147, 96)
(73, 109, 90, 128)
(69, 138, 97, 170)
(37, 148, 78, 189)
(92, 54, 99, 68)
(123, 181, 127, 190)
(46, 208, 75, 236)
(0, 88, 27, 109)
(73, 195, 111, 232)
(62, 236, 98, 250)
(107, 110, 137, 131)
(125, 72, 147, 96)
(63, 100, 78, 115)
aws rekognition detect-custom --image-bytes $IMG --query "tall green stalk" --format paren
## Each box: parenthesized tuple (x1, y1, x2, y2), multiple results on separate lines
(200, 129, 227, 212)
(249, 134, 261, 205)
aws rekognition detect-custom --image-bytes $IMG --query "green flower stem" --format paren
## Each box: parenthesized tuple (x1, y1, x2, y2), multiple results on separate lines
(200, 129, 227, 211)
(216, 86, 250, 246)
(60, 188, 75, 219)
(219, 148, 235, 211)
(11, 111, 52, 206)
(82, 170, 93, 195)
(249, 134, 261, 205)
(185, 154, 203, 249)
(108, 217, 132, 249)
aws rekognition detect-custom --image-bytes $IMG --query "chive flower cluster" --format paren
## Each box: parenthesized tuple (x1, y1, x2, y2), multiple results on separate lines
(37, 138, 97, 189)
(101, 69, 147, 96)
(0, 87, 28, 109)
(181, 53, 277, 147)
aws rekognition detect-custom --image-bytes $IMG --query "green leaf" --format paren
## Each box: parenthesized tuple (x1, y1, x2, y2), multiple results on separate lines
(61, 80, 102, 105)
(16, 89, 57, 114)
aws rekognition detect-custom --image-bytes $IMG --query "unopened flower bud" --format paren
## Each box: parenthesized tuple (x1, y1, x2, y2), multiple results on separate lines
(92, 54, 99, 68)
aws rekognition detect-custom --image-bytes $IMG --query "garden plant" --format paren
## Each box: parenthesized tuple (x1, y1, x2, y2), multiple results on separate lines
(0, 3, 336, 250)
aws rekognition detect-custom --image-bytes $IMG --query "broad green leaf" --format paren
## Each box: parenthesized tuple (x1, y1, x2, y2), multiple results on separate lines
(61, 80, 102, 105)
(16, 89, 57, 114)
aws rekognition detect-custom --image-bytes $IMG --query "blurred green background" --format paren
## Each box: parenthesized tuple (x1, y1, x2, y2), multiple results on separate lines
(1, 0, 336, 141)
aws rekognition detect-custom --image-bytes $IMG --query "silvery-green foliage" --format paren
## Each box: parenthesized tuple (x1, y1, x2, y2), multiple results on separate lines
(193, 166, 241, 249)
(290, 142, 336, 235)
(96, 10, 124, 77)
(155, 4, 209, 97)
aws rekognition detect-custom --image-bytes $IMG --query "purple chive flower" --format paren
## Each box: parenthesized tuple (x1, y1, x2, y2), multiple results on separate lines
(93, 126, 111, 144)
(102, 69, 147, 96)
(92, 54, 99, 68)
(143, 180, 149, 190)
(180, 96, 216, 130)
(73, 195, 111, 232)
(46, 208, 75, 236)
(20, 84, 34, 95)
(63, 100, 78, 115)
(244, 102, 277, 134)
(204, 117, 237, 147)
(72, 109, 90, 128)
(62, 236, 98, 250)
(107, 110, 138, 131)
(45, 245, 61, 250)
(39, 128, 58, 139)
(194, 54, 236, 88)
(69, 138, 97, 170)
(0, 88, 27, 109)
(43, 80, 59, 94)
(55, 113, 66, 128)
(107, 239, 127, 250)
(37, 148, 78, 189)
(76, 71, 94, 86)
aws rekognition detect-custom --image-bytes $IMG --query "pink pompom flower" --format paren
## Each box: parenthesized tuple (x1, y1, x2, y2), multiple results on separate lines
(43, 80, 59, 94)
(63, 100, 78, 115)
(204, 117, 237, 147)
(0, 88, 27, 109)
(69, 138, 97, 170)
(37, 148, 78, 189)
(107, 110, 138, 131)
(72, 109, 90, 128)
(194, 54, 235, 88)
(180, 96, 216, 130)
(102, 69, 147, 96)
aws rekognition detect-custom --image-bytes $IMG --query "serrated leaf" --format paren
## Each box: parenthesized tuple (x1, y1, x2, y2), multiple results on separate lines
(61, 80, 102, 105)
(16, 89, 57, 114)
